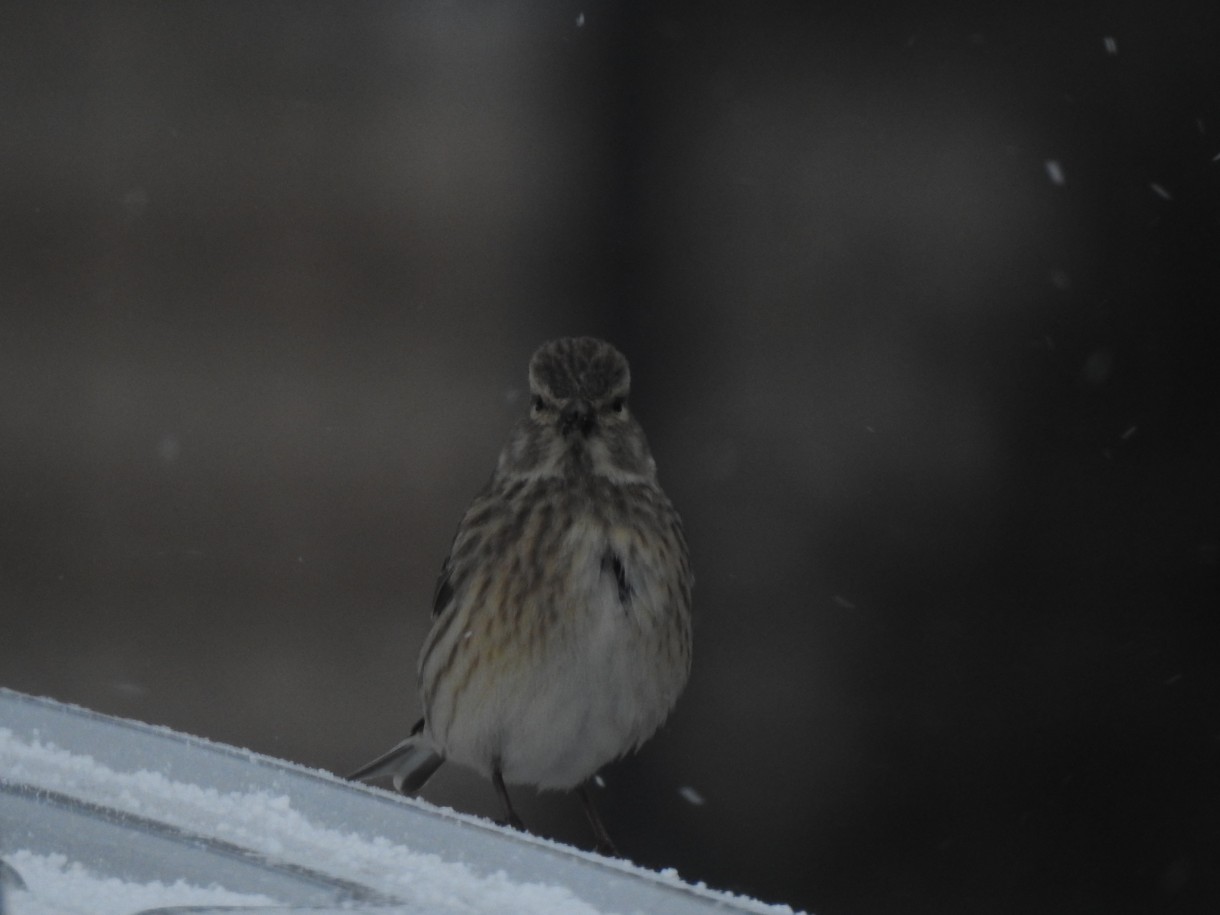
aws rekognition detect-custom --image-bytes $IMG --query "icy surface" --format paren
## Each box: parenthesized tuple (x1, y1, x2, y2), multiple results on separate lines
(0, 690, 799, 915)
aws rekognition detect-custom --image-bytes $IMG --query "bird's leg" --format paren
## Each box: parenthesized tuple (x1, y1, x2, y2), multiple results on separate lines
(578, 781, 620, 857)
(491, 765, 525, 831)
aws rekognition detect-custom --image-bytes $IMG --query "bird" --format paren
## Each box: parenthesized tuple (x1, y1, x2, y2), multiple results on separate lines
(349, 336, 693, 855)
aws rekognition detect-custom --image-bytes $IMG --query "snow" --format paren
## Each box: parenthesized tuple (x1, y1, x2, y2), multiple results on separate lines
(1045, 160, 1065, 186)
(678, 786, 706, 806)
(0, 690, 799, 915)
(3, 850, 277, 915)
(0, 727, 620, 913)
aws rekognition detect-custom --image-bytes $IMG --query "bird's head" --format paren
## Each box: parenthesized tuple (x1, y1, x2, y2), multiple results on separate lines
(499, 337, 657, 484)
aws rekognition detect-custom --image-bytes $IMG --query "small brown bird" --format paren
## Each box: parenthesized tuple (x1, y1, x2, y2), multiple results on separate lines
(350, 337, 693, 854)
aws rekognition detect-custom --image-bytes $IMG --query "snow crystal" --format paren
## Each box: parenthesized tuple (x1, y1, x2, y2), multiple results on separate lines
(1045, 160, 1065, 186)
(156, 433, 181, 462)
(678, 786, 706, 806)
(1103, 36, 1118, 55)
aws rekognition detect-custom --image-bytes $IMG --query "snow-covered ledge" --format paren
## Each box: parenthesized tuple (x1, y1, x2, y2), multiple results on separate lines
(0, 688, 800, 914)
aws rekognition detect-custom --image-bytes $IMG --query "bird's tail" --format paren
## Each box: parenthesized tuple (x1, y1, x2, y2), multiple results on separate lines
(347, 718, 444, 794)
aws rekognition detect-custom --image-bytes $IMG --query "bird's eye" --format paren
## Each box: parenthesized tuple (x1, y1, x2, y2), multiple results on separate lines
(610, 398, 625, 414)
(531, 395, 546, 412)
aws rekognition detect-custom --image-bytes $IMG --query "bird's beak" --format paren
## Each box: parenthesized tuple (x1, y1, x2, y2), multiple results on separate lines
(559, 399, 595, 437)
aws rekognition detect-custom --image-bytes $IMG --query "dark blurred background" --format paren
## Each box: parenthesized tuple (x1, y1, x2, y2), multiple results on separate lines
(2, 2, 1218, 913)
